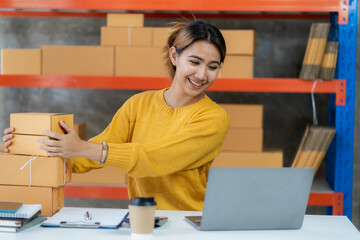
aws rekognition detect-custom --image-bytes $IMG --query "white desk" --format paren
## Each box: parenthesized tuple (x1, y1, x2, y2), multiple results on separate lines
(1, 208, 359, 240)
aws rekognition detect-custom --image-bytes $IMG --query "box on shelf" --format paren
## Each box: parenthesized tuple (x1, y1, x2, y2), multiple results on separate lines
(221, 30, 256, 55)
(220, 55, 253, 78)
(212, 150, 283, 168)
(71, 166, 127, 185)
(152, 27, 171, 47)
(222, 128, 263, 152)
(11, 113, 74, 135)
(107, 13, 144, 27)
(115, 47, 167, 77)
(0, 153, 71, 187)
(101, 27, 152, 47)
(73, 122, 87, 140)
(0, 185, 64, 217)
(9, 134, 50, 156)
(220, 104, 263, 128)
(42, 46, 114, 76)
(1, 49, 42, 75)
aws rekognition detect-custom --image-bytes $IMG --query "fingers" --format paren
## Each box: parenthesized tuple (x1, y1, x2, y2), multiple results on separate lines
(41, 130, 64, 140)
(59, 120, 74, 134)
(2, 133, 13, 142)
(3, 128, 14, 135)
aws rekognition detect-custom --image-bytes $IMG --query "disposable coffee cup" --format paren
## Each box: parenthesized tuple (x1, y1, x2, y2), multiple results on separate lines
(129, 197, 157, 235)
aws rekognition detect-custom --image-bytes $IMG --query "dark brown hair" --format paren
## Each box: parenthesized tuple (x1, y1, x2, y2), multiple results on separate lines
(164, 20, 226, 79)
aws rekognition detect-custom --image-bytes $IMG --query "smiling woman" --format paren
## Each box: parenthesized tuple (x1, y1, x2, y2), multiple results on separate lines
(2, 20, 230, 211)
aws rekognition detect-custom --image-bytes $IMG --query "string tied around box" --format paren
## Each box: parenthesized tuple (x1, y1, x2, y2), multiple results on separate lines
(20, 155, 67, 187)
(19, 155, 38, 187)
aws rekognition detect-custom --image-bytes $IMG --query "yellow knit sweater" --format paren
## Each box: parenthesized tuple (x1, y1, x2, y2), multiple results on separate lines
(71, 89, 229, 211)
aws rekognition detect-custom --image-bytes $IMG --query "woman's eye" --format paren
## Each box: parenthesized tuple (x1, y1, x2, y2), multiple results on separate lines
(208, 65, 218, 71)
(189, 60, 199, 65)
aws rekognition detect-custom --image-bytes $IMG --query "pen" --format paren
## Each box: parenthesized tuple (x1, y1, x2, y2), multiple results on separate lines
(85, 211, 92, 221)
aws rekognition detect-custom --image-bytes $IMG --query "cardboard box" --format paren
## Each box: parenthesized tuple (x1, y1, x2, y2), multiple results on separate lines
(222, 128, 263, 151)
(0, 153, 71, 187)
(115, 47, 168, 77)
(220, 55, 253, 78)
(221, 30, 255, 55)
(220, 104, 263, 128)
(0, 185, 64, 216)
(101, 27, 152, 47)
(42, 46, 114, 76)
(9, 134, 50, 156)
(11, 113, 74, 135)
(71, 166, 127, 185)
(152, 27, 171, 47)
(212, 150, 283, 168)
(107, 13, 144, 27)
(74, 122, 87, 140)
(1, 49, 42, 75)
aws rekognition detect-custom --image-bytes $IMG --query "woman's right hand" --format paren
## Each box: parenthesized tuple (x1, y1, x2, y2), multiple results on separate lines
(2, 128, 14, 153)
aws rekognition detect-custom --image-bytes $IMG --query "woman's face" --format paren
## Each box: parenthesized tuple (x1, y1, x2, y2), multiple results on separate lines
(170, 40, 221, 98)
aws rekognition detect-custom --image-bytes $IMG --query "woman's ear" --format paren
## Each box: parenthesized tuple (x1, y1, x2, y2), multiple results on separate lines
(169, 46, 177, 66)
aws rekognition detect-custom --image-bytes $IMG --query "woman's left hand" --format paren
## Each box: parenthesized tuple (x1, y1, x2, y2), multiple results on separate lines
(38, 120, 84, 159)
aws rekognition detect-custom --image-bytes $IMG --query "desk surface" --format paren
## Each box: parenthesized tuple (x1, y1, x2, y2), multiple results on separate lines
(1, 207, 359, 240)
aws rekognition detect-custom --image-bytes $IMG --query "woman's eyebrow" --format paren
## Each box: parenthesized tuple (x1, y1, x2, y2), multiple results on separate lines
(188, 55, 221, 65)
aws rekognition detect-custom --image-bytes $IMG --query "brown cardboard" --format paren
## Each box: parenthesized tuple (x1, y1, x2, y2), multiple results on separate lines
(0, 153, 71, 187)
(42, 46, 114, 76)
(101, 27, 152, 47)
(221, 30, 255, 55)
(220, 55, 253, 78)
(1, 49, 42, 75)
(220, 104, 263, 128)
(115, 47, 168, 77)
(212, 150, 283, 168)
(9, 134, 49, 156)
(74, 122, 87, 140)
(0, 185, 64, 216)
(107, 13, 144, 27)
(11, 113, 74, 135)
(222, 128, 263, 151)
(71, 166, 127, 185)
(152, 27, 171, 47)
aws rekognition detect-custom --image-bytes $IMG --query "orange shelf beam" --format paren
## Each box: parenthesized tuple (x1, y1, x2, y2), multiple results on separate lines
(64, 185, 343, 215)
(0, 75, 346, 106)
(0, 0, 348, 24)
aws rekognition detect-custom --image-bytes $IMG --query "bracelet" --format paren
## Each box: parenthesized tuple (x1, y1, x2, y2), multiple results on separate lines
(100, 141, 108, 165)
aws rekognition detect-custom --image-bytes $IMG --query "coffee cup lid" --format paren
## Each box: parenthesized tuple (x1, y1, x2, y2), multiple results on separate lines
(130, 197, 157, 206)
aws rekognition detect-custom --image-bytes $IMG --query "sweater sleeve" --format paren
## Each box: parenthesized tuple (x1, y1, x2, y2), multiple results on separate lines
(105, 109, 230, 178)
(71, 100, 131, 173)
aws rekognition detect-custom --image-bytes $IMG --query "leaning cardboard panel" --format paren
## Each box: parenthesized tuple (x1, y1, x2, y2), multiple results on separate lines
(11, 113, 73, 135)
(1, 49, 42, 75)
(0, 153, 71, 187)
(212, 150, 283, 168)
(0, 185, 64, 217)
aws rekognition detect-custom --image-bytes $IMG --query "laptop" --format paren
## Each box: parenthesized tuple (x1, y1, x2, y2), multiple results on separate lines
(185, 167, 314, 231)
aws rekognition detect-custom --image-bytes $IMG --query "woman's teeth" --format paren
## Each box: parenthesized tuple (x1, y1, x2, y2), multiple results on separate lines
(189, 78, 203, 87)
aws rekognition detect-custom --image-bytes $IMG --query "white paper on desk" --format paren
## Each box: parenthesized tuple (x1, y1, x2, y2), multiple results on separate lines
(41, 207, 128, 229)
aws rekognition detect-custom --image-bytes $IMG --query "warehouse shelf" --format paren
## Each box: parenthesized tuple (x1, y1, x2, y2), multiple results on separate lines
(0, 0, 356, 219)
(0, 75, 346, 106)
(64, 182, 344, 215)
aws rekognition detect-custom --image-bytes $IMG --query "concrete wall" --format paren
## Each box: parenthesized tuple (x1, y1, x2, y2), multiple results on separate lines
(0, 16, 358, 227)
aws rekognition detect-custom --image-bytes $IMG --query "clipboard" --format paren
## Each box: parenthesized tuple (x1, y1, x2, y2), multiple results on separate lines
(41, 207, 128, 229)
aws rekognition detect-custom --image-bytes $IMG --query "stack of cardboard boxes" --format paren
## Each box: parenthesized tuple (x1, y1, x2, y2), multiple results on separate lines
(0, 113, 73, 216)
(1, 13, 254, 78)
(212, 104, 283, 168)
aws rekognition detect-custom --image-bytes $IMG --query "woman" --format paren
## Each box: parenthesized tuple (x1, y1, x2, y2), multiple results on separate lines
(2, 20, 229, 211)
